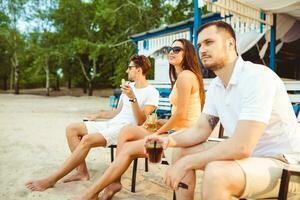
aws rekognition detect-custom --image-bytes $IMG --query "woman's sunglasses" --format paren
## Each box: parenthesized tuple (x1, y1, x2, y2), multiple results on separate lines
(166, 46, 183, 54)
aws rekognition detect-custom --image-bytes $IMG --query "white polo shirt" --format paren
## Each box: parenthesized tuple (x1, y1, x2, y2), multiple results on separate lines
(203, 57, 300, 160)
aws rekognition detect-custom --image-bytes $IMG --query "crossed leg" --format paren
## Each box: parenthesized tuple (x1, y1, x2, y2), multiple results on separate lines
(72, 139, 148, 200)
(26, 122, 107, 191)
(100, 125, 151, 200)
(63, 122, 90, 182)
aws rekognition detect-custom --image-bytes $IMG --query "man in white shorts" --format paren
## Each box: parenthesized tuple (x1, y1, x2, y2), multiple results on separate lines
(26, 54, 159, 191)
(147, 21, 300, 200)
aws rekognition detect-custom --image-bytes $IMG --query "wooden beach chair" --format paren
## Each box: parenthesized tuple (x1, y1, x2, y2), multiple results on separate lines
(108, 82, 172, 192)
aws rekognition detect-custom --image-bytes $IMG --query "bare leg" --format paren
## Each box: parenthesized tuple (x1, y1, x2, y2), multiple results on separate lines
(100, 125, 150, 200)
(64, 123, 90, 182)
(72, 139, 147, 200)
(171, 142, 215, 200)
(26, 133, 107, 191)
(116, 125, 150, 156)
(202, 161, 245, 200)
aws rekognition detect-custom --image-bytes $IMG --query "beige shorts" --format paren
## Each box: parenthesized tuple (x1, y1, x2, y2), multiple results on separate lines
(236, 157, 300, 199)
(84, 120, 128, 147)
(166, 140, 300, 198)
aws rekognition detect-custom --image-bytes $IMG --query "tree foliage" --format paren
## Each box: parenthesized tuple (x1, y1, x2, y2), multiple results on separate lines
(0, 0, 201, 95)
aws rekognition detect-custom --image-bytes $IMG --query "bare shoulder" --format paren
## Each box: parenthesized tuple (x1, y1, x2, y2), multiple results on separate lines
(177, 70, 197, 79)
(177, 70, 197, 84)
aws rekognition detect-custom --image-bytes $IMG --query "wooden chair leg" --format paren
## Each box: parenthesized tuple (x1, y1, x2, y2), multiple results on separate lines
(110, 145, 115, 162)
(131, 158, 138, 192)
(145, 158, 148, 172)
(218, 123, 224, 138)
(278, 169, 291, 200)
(109, 145, 117, 162)
(173, 190, 176, 200)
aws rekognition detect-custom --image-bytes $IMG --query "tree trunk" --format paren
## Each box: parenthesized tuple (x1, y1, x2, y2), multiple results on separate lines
(88, 81, 93, 96)
(67, 65, 72, 89)
(14, 63, 20, 94)
(10, 65, 14, 92)
(56, 75, 60, 91)
(68, 75, 71, 89)
(83, 80, 87, 94)
(12, 33, 19, 94)
(78, 58, 91, 95)
(45, 64, 50, 96)
(3, 77, 8, 90)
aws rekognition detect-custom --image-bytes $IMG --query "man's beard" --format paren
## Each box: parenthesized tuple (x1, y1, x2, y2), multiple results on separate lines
(202, 58, 225, 72)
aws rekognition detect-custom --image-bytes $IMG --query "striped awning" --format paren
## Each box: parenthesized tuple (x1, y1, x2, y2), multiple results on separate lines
(202, 0, 273, 31)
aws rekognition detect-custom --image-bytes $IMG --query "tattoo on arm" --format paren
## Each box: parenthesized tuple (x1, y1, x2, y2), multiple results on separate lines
(205, 114, 220, 130)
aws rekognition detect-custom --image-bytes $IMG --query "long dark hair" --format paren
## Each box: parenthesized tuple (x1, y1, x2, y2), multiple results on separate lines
(168, 38, 205, 110)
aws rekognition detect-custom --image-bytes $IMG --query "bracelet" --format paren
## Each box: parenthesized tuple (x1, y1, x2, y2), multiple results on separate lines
(129, 98, 137, 103)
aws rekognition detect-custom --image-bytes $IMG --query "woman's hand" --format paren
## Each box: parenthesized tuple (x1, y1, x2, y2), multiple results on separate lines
(157, 119, 167, 127)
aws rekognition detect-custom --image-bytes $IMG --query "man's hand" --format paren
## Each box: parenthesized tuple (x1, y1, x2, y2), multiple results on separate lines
(164, 158, 189, 190)
(120, 84, 135, 99)
(144, 135, 169, 153)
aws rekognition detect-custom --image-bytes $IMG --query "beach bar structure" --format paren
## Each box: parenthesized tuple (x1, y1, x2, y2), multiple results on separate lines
(129, 0, 300, 103)
(130, 13, 225, 81)
(200, 0, 300, 103)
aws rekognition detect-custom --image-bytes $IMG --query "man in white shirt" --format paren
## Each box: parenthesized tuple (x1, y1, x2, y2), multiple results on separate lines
(26, 55, 159, 191)
(146, 21, 300, 199)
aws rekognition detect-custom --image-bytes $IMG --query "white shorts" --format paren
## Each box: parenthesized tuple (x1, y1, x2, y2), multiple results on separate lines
(84, 120, 129, 147)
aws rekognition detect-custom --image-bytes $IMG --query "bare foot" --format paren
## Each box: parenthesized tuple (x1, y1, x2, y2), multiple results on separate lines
(99, 182, 122, 200)
(63, 173, 90, 183)
(25, 178, 55, 191)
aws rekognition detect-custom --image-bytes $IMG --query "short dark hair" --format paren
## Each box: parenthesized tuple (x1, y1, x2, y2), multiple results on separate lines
(130, 54, 151, 75)
(197, 21, 237, 54)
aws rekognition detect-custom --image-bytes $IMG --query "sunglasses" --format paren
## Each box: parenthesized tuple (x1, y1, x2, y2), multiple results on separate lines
(166, 46, 183, 54)
(127, 65, 136, 70)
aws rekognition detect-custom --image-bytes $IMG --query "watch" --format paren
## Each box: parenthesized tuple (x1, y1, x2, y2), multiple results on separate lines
(129, 98, 137, 103)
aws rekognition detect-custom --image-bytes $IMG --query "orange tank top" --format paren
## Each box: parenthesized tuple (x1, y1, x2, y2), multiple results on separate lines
(169, 82, 201, 130)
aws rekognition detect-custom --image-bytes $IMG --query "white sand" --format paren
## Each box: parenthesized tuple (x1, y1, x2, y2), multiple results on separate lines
(3, 94, 298, 200)
(0, 94, 183, 200)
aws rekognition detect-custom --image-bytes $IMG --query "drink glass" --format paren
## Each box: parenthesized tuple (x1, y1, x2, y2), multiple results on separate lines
(145, 140, 163, 164)
(121, 79, 126, 86)
(144, 113, 158, 132)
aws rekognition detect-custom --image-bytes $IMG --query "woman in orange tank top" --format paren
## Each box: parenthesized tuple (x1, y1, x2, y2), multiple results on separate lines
(73, 39, 205, 200)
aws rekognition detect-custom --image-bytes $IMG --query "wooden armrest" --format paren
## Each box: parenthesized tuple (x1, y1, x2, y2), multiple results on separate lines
(283, 164, 300, 172)
(208, 137, 225, 142)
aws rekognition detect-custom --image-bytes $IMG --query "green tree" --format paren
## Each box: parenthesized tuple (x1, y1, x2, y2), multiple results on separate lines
(0, 0, 199, 95)
(0, 11, 11, 90)
(164, 0, 193, 24)
(91, 0, 166, 86)
(0, 0, 28, 94)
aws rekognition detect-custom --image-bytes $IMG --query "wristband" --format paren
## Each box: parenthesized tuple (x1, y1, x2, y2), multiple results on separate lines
(129, 98, 137, 103)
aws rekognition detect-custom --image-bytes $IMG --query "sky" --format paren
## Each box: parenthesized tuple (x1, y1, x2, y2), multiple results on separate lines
(15, 0, 181, 33)
(16, 0, 57, 33)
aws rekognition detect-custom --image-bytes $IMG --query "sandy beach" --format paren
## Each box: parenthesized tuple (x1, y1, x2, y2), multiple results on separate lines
(0, 94, 198, 200)
(2, 94, 300, 200)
